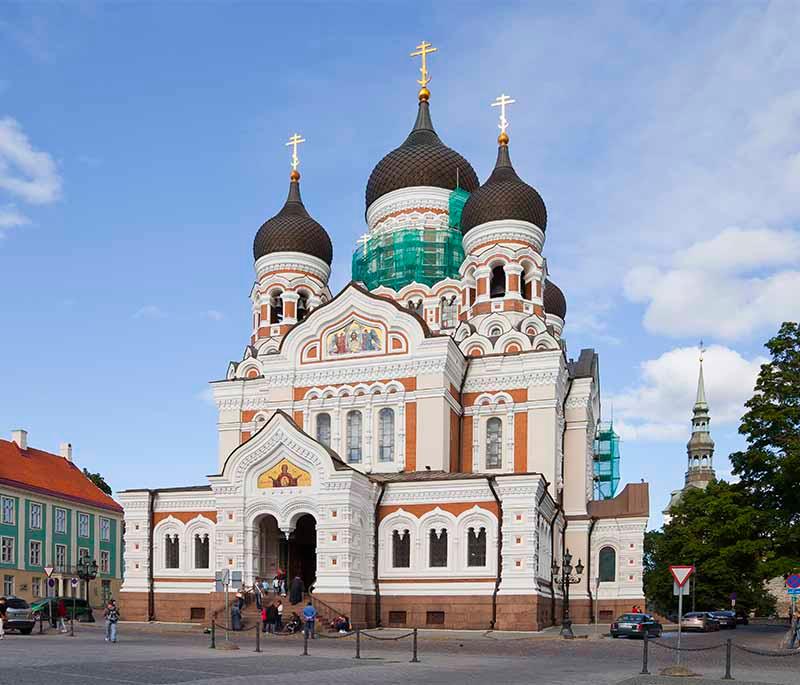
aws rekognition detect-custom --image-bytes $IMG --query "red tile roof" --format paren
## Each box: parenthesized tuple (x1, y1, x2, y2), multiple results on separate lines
(0, 440, 122, 513)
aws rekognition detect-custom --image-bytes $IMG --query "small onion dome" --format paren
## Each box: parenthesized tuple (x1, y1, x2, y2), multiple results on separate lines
(365, 98, 479, 210)
(543, 278, 566, 320)
(460, 140, 547, 234)
(253, 172, 333, 265)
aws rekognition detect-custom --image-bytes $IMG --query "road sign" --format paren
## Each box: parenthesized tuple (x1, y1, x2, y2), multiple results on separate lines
(669, 565, 695, 587)
(787, 587, 800, 595)
(47, 578, 55, 588)
(673, 581, 690, 596)
(786, 574, 800, 589)
(70, 577, 79, 588)
(44, 565, 54, 578)
(730, 592, 737, 600)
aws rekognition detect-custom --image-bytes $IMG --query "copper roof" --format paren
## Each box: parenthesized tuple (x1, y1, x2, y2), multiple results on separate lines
(543, 278, 567, 320)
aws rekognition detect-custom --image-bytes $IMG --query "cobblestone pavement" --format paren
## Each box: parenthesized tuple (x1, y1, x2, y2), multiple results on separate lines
(0, 623, 796, 684)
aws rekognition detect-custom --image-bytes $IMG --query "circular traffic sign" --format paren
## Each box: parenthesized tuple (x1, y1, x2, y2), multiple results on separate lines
(71, 577, 79, 588)
(787, 574, 800, 589)
(47, 578, 55, 588)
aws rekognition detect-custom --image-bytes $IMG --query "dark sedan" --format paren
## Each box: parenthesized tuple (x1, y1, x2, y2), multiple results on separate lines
(610, 613, 663, 639)
(710, 610, 737, 629)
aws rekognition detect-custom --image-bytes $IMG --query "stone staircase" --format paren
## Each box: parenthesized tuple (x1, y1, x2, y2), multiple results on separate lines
(210, 589, 344, 632)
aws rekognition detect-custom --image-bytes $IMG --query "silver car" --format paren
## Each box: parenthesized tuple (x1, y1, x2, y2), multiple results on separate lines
(682, 611, 721, 632)
(2, 596, 35, 634)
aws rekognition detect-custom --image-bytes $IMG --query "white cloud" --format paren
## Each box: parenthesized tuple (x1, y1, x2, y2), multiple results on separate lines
(0, 204, 29, 235)
(611, 344, 766, 442)
(625, 227, 800, 339)
(132, 305, 167, 320)
(204, 309, 224, 321)
(0, 117, 61, 204)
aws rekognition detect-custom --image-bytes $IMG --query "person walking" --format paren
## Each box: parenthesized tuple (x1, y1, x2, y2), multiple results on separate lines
(277, 567, 287, 596)
(56, 598, 68, 633)
(260, 605, 268, 633)
(254, 578, 263, 611)
(289, 575, 304, 605)
(302, 600, 317, 640)
(266, 602, 278, 634)
(275, 599, 283, 632)
(0, 597, 6, 640)
(103, 599, 119, 643)
(231, 601, 242, 631)
(789, 606, 800, 650)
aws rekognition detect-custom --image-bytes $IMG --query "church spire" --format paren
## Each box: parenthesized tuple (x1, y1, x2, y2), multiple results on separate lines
(685, 344, 715, 487)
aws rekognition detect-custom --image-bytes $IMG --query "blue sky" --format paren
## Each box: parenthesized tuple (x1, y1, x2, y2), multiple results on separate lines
(1, 2, 798, 528)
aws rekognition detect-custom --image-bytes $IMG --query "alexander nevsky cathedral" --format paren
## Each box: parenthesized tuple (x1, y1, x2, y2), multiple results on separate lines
(119, 43, 649, 630)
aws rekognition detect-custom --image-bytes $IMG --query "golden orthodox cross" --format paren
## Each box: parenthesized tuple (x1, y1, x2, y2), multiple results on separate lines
(410, 40, 438, 87)
(285, 133, 306, 171)
(491, 93, 516, 134)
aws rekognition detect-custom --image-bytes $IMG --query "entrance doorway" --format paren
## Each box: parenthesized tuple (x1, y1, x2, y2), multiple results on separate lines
(256, 513, 317, 591)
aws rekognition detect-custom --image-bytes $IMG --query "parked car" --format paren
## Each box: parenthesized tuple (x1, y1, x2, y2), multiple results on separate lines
(1, 596, 35, 634)
(709, 610, 737, 629)
(682, 612, 721, 632)
(735, 610, 749, 625)
(30, 597, 95, 623)
(610, 613, 663, 639)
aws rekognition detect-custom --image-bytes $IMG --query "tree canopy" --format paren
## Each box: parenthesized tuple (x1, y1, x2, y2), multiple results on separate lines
(83, 468, 113, 496)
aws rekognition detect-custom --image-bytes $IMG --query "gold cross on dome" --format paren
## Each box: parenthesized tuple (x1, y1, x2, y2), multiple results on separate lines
(410, 40, 437, 87)
(491, 93, 516, 134)
(285, 133, 306, 171)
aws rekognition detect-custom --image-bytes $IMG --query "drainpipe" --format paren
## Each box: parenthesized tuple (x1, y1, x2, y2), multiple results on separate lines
(147, 489, 156, 622)
(456, 357, 472, 472)
(373, 482, 386, 627)
(486, 476, 503, 629)
(586, 517, 597, 622)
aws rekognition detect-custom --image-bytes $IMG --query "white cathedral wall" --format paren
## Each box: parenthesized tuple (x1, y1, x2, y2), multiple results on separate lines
(563, 376, 595, 518)
(119, 491, 151, 594)
(592, 517, 647, 602)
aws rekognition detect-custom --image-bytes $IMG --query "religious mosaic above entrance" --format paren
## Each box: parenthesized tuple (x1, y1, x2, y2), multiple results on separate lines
(257, 459, 312, 488)
(326, 319, 383, 357)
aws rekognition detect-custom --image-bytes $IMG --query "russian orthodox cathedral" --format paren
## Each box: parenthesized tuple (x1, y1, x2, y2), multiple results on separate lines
(120, 44, 649, 630)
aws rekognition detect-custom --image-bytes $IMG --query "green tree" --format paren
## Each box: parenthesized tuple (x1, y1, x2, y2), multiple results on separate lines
(644, 481, 775, 617)
(729, 321, 800, 575)
(83, 468, 113, 496)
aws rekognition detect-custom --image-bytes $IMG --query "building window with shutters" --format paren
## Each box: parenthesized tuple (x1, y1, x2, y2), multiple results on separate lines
(194, 533, 210, 569)
(429, 529, 448, 568)
(467, 527, 487, 567)
(599, 546, 616, 582)
(486, 417, 503, 469)
(346, 410, 362, 463)
(165, 534, 180, 569)
(378, 408, 394, 462)
(316, 413, 331, 447)
(392, 529, 410, 568)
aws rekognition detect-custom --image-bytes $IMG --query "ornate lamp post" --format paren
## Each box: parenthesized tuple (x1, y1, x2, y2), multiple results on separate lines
(77, 558, 99, 604)
(552, 549, 585, 638)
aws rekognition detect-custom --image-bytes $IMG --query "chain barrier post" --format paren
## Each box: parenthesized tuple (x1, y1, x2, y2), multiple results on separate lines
(255, 623, 261, 653)
(302, 630, 309, 656)
(723, 638, 733, 680)
(38, 611, 43, 635)
(411, 627, 420, 663)
(210, 618, 216, 649)
(355, 628, 361, 659)
(640, 631, 650, 675)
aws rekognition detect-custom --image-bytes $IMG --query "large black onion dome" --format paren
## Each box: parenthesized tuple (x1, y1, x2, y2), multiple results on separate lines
(253, 175, 333, 265)
(365, 99, 479, 209)
(543, 278, 566, 320)
(460, 142, 547, 233)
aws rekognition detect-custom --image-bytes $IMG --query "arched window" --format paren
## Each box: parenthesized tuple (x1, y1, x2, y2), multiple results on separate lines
(599, 546, 616, 582)
(490, 265, 506, 298)
(269, 290, 283, 324)
(440, 296, 458, 329)
(165, 534, 180, 569)
(489, 326, 503, 337)
(378, 408, 394, 462)
(194, 533, 209, 569)
(407, 299, 423, 316)
(467, 526, 487, 567)
(429, 528, 448, 567)
(486, 418, 503, 469)
(316, 413, 331, 447)
(392, 529, 410, 568)
(297, 291, 309, 322)
(346, 410, 362, 463)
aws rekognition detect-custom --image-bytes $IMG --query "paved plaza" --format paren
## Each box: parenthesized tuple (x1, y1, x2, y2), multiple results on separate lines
(0, 623, 796, 685)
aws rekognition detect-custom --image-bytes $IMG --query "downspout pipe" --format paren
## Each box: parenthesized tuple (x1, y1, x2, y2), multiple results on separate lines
(586, 517, 597, 622)
(456, 357, 472, 472)
(487, 476, 503, 629)
(373, 482, 387, 628)
(147, 489, 156, 622)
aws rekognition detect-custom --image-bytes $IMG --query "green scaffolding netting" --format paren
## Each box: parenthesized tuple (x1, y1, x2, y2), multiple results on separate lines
(593, 421, 621, 500)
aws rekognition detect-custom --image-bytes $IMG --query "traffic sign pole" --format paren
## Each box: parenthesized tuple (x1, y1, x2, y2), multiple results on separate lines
(669, 565, 695, 667)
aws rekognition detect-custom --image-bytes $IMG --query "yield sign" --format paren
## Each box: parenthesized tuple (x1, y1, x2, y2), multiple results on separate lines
(670, 565, 695, 587)
(44, 566, 54, 578)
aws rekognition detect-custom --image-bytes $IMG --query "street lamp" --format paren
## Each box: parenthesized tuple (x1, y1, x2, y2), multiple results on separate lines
(552, 548, 585, 638)
(77, 558, 98, 603)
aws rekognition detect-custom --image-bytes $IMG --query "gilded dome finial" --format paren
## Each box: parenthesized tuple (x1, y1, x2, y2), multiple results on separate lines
(491, 93, 515, 145)
(285, 132, 306, 179)
(410, 40, 437, 101)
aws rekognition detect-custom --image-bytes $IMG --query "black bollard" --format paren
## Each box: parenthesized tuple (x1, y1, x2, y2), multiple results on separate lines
(302, 630, 309, 656)
(38, 612, 43, 635)
(355, 628, 361, 659)
(255, 623, 261, 653)
(723, 638, 733, 680)
(410, 627, 419, 663)
(640, 631, 650, 675)
(210, 619, 216, 649)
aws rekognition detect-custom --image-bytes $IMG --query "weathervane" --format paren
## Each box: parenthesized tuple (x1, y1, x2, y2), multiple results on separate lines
(286, 132, 306, 174)
(491, 93, 516, 143)
(410, 40, 437, 99)
(699, 339, 706, 362)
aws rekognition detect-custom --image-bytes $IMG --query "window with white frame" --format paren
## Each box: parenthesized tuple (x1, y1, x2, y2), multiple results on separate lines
(78, 512, 90, 538)
(194, 533, 210, 569)
(486, 417, 503, 469)
(55, 544, 67, 571)
(55, 507, 67, 534)
(392, 529, 410, 568)
(165, 534, 180, 569)
(100, 550, 110, 574)
(440, 295, 458, 329)
(32, 576, 41, 598)
(378, 407, 394, 463)
(346, 410, 362, 463)
(3, 575, 13, 596)
(1, 536, 14, 564)
(1, 497, 14, 525)
(100, 517, 111, 542)
(467, 527, 487, 567)
(429, 528, 448, 568)
(29, 540, 42, 566)
(29, 502, 42, 530)
(316, 413, 331, 447)
(78, 547, 89, 563)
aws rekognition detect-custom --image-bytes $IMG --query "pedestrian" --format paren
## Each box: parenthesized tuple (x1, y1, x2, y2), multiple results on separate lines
(0, 597, 6, 640)
(275, 598, 283, 632)
(56, 598, 68, 633)
(266, 602, 278, 634)
(260, 605, 268, 633)
(103, 599, 119, 643)
(289, 574, 304, 605)
(789, 606, 800, 650)
(231, 601, 242, 631)
(302, 600, 317, 640)
(277, 567, 287, 595)
(254, 578, 262, 611)
(272, 574, 281, 595)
